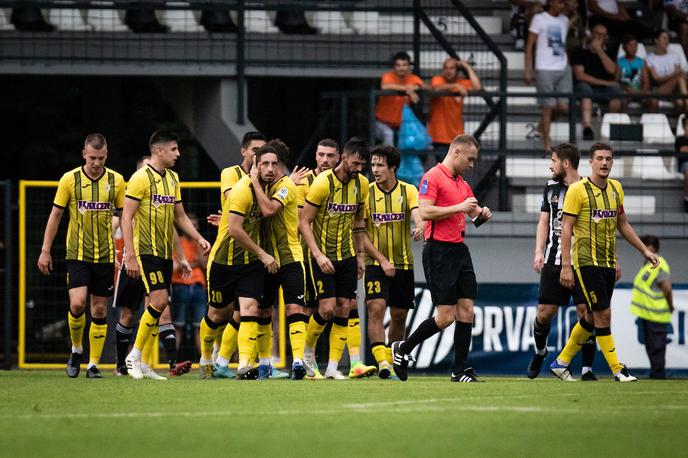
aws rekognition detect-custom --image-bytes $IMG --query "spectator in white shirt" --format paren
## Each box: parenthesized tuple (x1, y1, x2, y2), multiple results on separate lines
(524, 0, 572, 151)
(665, 0, 688, 59)
(645, 28, 688, 112)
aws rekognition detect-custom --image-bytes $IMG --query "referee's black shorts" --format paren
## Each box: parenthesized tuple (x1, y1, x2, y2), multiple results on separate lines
(538, 263, 586, 306)
(422, 240, 476, 305)
(574, 266, 616, 311)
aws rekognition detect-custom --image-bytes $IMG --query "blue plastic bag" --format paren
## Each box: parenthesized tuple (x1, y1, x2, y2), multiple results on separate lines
(397, 105, 431, 151)
(396, 153, 425, 186)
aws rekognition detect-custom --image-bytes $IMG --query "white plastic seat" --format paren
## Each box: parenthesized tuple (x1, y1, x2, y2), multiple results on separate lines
(423, 16, 501, 35)
(161, 5, 203, 33)
(48, 8, 90, 31)
(0, 8, 14, 30)
(244, 10, 278, 33)
(600, 113, 631, 140)
(616, 42, 647, 59)
(668, 44, 688, 71)
(677, 113, 686, 136)
(86, 4, 128, 32)
(640, 113, 673, 144)
(312, 11, 353, 34)
(632, 151, 674, 180)
(349, 11, 380, 34)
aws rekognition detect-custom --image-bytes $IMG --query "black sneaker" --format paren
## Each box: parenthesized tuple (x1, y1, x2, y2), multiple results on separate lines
(236, 367, 259, 380)
(114, 365, 128, 376)
(391, 341, 415, 382)
(66, 353, 81, 378)
(451, 367, 481, 383)
(583, 126, 594, 140)
(527, 350, 547, 379)
(86, 366, 103, 379)
(581, 371, 598, 381)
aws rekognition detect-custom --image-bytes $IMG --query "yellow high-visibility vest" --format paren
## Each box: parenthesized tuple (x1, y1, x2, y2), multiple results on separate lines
(630, 256, 671, 324)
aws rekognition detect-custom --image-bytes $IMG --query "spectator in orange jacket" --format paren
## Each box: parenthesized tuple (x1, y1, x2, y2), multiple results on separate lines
(374, 51, 426, 146)
(171, 213, 207, 356)
(428, 57, 482, 160)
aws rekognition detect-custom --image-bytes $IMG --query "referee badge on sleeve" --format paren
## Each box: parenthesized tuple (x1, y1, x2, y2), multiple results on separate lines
(420, 179, 429, 195)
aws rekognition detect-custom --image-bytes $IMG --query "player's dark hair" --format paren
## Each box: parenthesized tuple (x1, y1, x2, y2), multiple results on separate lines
(254, 145, 279, 163)
(84, 133, 107, 150)
(589, 142, 613, 158)
(317, 138, 339, 153)
(342, 137, 369, 160)
(149, 130, 179, 148)
(241, 131, 266, 149)
(450, 134, 480, 152)
(392, 51, 412, 64)
(266, 139, 289, 164)
(641, 235, 660, 252)
(370, 145, 401, 172)
(552, 143, 580, 170)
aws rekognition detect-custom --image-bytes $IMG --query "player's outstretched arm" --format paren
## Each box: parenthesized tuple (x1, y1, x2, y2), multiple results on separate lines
(617, 212, 659, 268)
(172, 228, 192, 280)
(174, 203, 210, 255)
(227, 212, 277, 274)
(298, 202, 334, 274)
(121, 197, 140, 279)
(37, 206, 64, 275)
(533, 211, 549, 274)
(559, 214, 576, 289)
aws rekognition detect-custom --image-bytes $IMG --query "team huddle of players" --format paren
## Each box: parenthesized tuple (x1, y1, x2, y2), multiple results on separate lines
(39, 128, 657, 382)
(39, 130, 422, 380)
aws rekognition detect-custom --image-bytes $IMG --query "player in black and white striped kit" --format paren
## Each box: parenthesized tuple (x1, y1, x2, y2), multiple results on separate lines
(527, 143, 599, 381)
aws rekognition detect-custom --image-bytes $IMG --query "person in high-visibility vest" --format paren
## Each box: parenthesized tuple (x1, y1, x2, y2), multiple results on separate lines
(630, 235, 674, 379)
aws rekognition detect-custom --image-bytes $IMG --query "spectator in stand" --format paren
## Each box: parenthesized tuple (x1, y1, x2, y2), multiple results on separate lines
(674, 116, 688, 211)
(587, 0, 651, 44)
(646, 28, 688, 113)
(571, 23, 624, 140)
(510, 0, 545, 49)
(616, 34, 651, 110)
(564, 0, 587, 56)
(525, 0, 572, 151)
(375, 52, 425, 146)
(171, 213, 207, 356)
(664, 0, 688, 59)
(428, 57, 482, 160)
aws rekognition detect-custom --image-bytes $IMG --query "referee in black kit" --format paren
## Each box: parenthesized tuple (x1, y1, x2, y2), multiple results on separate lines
(391, 135, 492, 383)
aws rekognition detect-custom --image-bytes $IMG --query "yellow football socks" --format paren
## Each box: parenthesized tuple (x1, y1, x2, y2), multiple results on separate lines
(238, 318, 258, 367)
(133, 305, 162, 351)
(199, 314, 220, 362)
(218, 318, 240, 362)
(558, 319, 593, 365)
(287, 314, 308, 361)
(67, 310, 86, 353)
(88, 317, 107, 365)
(328, 317, 348, 363)
(596, 328, 623, 374)
(347, 317, 361, 364)
(305, 311, 327, 350)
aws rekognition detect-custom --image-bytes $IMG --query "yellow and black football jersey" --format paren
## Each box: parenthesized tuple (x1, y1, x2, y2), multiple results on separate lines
(304, 169, 369, 261)
(296, 170, 317, 257)
(125, 164, 181, 260)
(263, 175, 303, 266)
(366, 180, 419, 269)
(219, 164, 249, 206)
(53, 166, 125, 263)
(563, 177, 625, 269)
(209, 175, 263, 266)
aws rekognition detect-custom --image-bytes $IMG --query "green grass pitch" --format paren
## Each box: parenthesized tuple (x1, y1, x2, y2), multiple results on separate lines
(2, 371, 687, 457)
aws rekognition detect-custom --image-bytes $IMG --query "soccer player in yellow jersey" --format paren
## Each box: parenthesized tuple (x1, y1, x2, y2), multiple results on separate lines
(38, 134, 125, 378)
(199, 145, 279, 379)
(211, 131, 266, 370)
(551, 142, 659, 382)
(240, 139, 310, 380)
(299, 137, 370, 379)
(122, 130, 211, 380)
(295, 139, 339, 379)
(363, 146, 425, 379)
